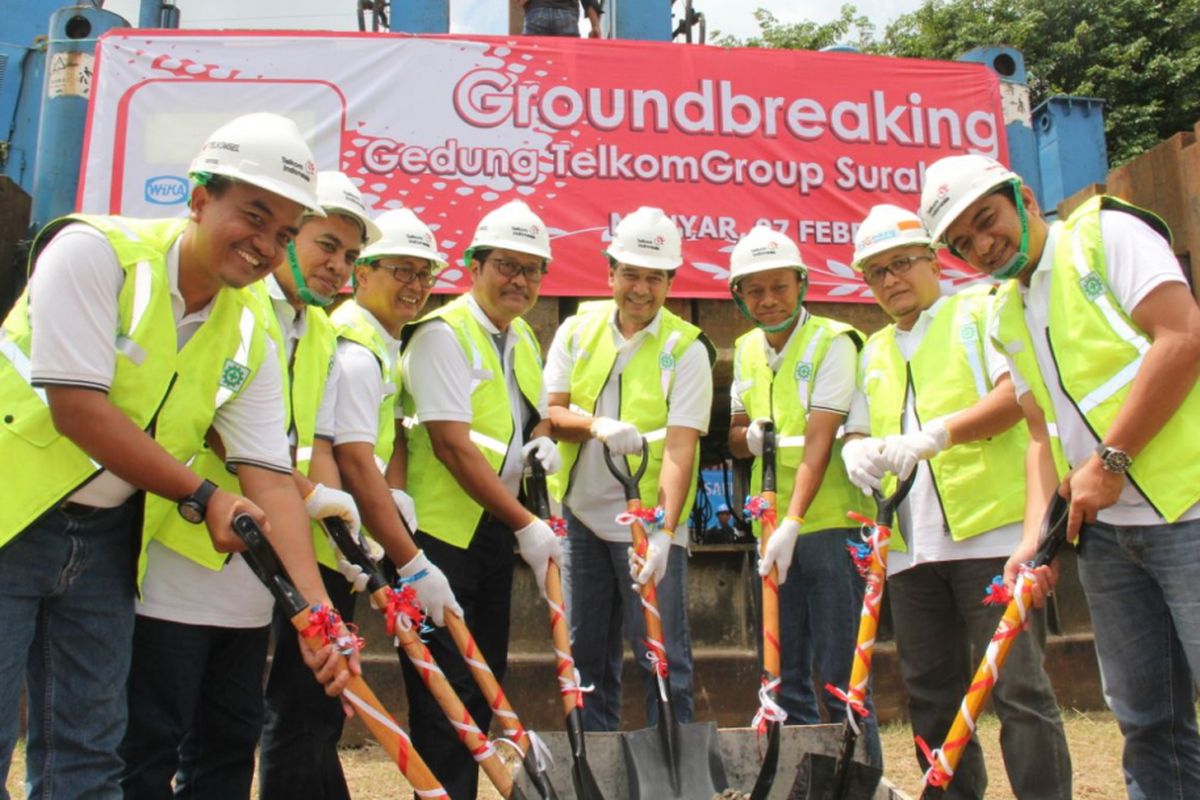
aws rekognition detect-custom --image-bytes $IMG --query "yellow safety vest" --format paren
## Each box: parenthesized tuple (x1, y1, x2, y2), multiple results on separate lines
(733, 315, 865, 534)
(860, 289, 1026, 551)
(991, 195, 1200, 522)
(549, 300, 715, 524)
(402, 296, 544, 548)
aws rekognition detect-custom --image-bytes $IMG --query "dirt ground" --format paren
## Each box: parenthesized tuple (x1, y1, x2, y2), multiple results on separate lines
(4, 708, 1126, 798)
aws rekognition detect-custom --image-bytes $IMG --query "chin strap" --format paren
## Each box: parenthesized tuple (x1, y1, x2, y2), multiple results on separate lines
(288, 241, 334, 307)
(732, 277, 808, 333)
(992, 179, 1030, 280)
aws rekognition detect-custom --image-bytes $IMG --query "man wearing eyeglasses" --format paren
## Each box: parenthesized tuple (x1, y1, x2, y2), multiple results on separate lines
(842, 204, 1071, 798)
(398, 199, 561, 800)
(544, 206, 714, 731)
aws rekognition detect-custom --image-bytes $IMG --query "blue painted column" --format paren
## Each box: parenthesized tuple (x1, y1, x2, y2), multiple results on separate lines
(390, 0, 450, 34)
(611, 0, 672, 41)
(29, 5, 128, 231)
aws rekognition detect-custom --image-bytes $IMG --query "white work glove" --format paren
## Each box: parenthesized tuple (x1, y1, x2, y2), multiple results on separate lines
(744, 417, 772, 457)
(628, 529, 673, 586)
(389, 488, 418, 533)
(841, 437, 889, 496)
(590, 416, 642, 456)
(522, 436, 562, 475)
(758, 517, 802, 585)
(304, 484, 361, 539)
(329, 530, 385, 594)
(514, 517, 562, 598)
(398, 551, 462, 627)
(880, 421, 950, 481)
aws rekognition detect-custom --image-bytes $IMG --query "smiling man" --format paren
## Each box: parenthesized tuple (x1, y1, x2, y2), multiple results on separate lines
(545, 206, 714, 731)
(842, 204, 1071, 799)
(398, 199, 562, 800)
(0, 113, 346, 800)
(922, 154, 1200, 799)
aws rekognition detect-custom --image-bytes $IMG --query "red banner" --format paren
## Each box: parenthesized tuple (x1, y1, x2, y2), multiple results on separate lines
(82, 32, 1004, 300)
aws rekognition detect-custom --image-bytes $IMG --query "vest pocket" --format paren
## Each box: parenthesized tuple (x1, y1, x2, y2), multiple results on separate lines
(2, 394, 64, 448)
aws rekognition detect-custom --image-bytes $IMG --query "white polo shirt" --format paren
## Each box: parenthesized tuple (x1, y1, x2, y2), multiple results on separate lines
(545, 306, 712, 544)
(403, 294, 549, 496)
(845, 295, 1021, 576)
(333, 301, 402, 455)
(265, 275, 339, 445)
(1005, 210, 1200, 526)
(26, 222, 291, 628)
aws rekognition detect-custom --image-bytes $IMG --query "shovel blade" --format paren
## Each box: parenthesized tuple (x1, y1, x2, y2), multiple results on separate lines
(790, 753, 882, 800)
(621, 721, 727, 800)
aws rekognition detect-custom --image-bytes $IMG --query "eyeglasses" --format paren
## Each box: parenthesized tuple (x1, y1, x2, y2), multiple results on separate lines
(485, 256, 547, 283)
(862, 255, 934, 287)
(373, 264, 437, 288)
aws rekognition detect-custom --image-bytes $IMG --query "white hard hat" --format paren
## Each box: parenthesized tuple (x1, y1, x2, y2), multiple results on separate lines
(604, 207, 683, 271)
(464, 200, 552, 264)
(359, 208, 447, 272)
(851, 204, 934, 270)
(920, 154, 1020, 246)
(728, 225, 806, 287)
(188, 112, 323, 215)
(314, 171, 382, 245)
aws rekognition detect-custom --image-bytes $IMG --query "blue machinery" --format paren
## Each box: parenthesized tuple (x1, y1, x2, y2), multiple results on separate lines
(1, 1, 1107, 236)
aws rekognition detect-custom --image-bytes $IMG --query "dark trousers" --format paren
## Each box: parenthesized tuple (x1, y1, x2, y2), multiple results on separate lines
(258, 564, 357, 800)
(399, 519, 515, 800)
(118, 616, 270, 800)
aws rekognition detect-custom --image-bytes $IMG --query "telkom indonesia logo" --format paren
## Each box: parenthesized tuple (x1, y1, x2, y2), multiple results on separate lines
(655, 235, 665, 245)
(144, 175, 188, 206)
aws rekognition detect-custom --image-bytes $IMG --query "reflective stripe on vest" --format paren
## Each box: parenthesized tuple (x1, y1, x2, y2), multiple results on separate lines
(733, 315, 865, 535)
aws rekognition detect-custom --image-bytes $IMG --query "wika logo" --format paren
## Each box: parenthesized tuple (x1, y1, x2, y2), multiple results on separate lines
(144, 175, 188, 206)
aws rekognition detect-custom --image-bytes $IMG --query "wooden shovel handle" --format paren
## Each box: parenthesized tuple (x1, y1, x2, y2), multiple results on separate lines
(445, 612, 533, 753)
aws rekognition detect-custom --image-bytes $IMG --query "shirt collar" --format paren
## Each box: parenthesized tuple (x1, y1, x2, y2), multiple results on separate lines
(1021, 220, 1061, 295)
(465, 293, 504, 336)
(608, 305, 663, 346)
(353, 300, 399, 349)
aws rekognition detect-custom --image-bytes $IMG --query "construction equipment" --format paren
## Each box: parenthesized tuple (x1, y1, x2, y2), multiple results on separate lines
(526, 458, 607, 800)
(602, 439, 727, 799)
(795, 473, 915, 800)
(229, 514, 448, 797)
(918, 493, 1070, 798)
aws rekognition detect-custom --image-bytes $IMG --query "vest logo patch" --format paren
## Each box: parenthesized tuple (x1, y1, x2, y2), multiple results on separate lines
(959, 323, 978, 342)
(220, 359, 251, 392)
(794, 361, 813, 381)
(659, 352, 676, 370)
(1080, 272, 1105, 301)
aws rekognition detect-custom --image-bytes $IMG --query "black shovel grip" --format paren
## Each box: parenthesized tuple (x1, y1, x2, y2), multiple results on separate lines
(601, 438, 650, 502)
(323, 517, 390, 595)
(872, 469, 918, 529)
(1034, 493, 1070, 567)
(760, 420, 777, 495)
(232, 514, 308, 618)
(527, 459, 553, 522)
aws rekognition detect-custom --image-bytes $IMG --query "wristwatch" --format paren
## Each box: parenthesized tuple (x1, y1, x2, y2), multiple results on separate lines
(1095, 444, 1133, 475)
(177, 479, 218, 524)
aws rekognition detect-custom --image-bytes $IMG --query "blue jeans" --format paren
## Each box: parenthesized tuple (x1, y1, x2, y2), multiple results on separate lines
(889, 558, 1071, 799)
(522, 6, 580, 36)
(560, 509, 694, 731)
(768, 527, 882, 768)
(118, 615, 270, 800)
(1076, 518, 1200, 800)
(0, 501, 138, 800)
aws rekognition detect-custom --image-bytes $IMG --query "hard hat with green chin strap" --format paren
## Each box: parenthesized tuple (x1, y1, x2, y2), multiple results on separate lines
(920, 154, 1029, 280)
(353, 207, 446, 288)
(289, 171, 382, 307)
(851, 204, 934, 271)
(462, 200, 552, 266)
(728, 225, 808, 333)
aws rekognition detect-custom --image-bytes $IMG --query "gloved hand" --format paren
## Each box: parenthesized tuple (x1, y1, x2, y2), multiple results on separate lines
(590, 417, 642, 456)
(329, 530, 385, 594)
(389, 488, 418, 533)
(398, 551, 462, 627)
(514, 517, 562, 597)
(841, 437, 889, 496)
(304, 484, 361, 539)
(881, 420, 949, 481)
(628, 529, 673, 586)
(522, 436, 562, 475)
(758, 516, 802, 584)
(745, 417, 772, 457)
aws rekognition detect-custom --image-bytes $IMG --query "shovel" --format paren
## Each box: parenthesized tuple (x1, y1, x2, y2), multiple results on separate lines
(601, 439, 727, 800)
(228, 514, 448, 796)
(525, 458, 607, 800)
(322, 517, 531, 799)
(393, 513, 561, 799)
(794, 471, 915, 800)
(918, 493, 1070, 798)
(748, 421, 784, 800)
